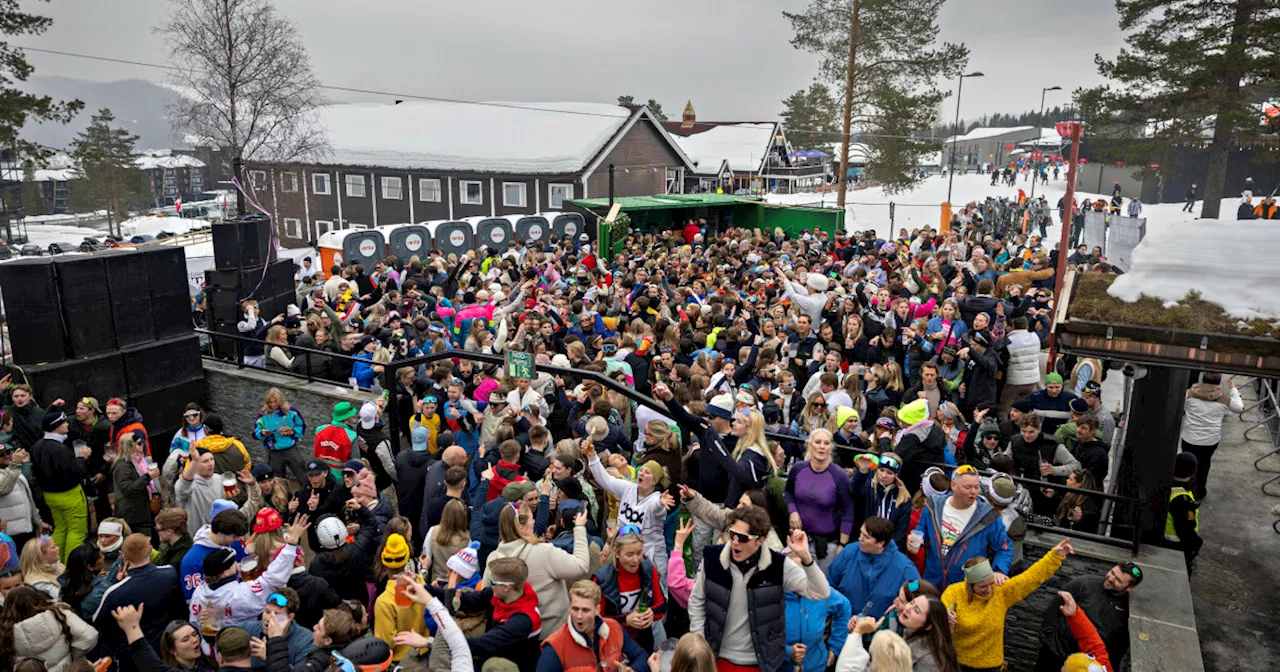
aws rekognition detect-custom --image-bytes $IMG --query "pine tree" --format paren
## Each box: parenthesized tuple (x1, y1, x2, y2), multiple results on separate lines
(780, 83, 840, 149)
(0, 1, 83, 163)
(645, 99, 668, 121)
(1089, 0, 1280, 219)
(20, 159, 48, 217)
(70, 109, 148, 237)
(785, 0, 968, 195)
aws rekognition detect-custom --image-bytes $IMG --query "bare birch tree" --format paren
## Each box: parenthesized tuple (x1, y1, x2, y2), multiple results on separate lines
(157, 0, 328, 168)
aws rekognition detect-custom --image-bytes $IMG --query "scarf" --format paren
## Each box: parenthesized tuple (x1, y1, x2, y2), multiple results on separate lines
(131, 452, 159, 498)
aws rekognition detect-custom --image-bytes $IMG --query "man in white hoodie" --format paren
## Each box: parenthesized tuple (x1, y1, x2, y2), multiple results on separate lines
(1180, 372, 1244, 499)
(189, 514, 308, 628)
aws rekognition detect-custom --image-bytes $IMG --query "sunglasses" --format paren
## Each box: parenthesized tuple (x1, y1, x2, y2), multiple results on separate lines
(812, 402, 827, 408)
(954, 464, 978, 476)
(729, 530, 760, 544)
(266, 592, 289, 608)
(879, 456, 902, 472)
(1123, 561, 1143, 582)
(423, 396, 438, 404)
(184, 412, 201, 419)
(617, 525, 642, 538)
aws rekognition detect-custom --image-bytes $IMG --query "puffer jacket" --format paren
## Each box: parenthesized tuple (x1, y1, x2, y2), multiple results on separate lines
(192, 434, 252, 474)
(827, 541, 919, 618)
(14, 607, 99, 672)
(893, 421, 947, 497)
(1003, 328, 1042, 386)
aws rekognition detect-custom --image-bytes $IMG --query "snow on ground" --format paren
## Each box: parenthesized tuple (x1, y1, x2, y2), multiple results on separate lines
(17, 223, 104, 248)
(1109, 219, 1280, 319)
(118, 215, 208, 238)
(767, 172, 1107, 240)
(768, 173, 1270, 317)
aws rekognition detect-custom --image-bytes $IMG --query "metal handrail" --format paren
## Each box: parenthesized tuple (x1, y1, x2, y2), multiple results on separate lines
(195, 327, 375, 387)
(194, 329, 1143, 550)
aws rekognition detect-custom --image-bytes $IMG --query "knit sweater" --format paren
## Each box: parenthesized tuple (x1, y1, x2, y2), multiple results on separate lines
(941, 549, 1063, 668)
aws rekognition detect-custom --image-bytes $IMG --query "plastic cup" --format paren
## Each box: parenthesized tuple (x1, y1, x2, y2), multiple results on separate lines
(908, 530, 925, 553)
(394, 576, 413, 607)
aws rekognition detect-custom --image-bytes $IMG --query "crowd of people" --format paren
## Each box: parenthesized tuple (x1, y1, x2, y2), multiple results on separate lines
(2, 203, 1223, 672)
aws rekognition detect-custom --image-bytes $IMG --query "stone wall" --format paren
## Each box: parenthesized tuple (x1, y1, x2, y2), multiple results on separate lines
(202, 360, 374, 464)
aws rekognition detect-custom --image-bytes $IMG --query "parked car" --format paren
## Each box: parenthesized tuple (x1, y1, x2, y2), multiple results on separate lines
(47, 242, 75, 255)
(79, 238, 102, 253)
(155, 230, 175, 239)
(103, 236, 122, 248)
(128, 234, 154, 245)
(0, 245, 13, 260)
(20, 243, 43, 256)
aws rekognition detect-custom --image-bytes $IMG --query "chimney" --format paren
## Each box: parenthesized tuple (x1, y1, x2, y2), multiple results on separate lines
(681, 100, 696, 130)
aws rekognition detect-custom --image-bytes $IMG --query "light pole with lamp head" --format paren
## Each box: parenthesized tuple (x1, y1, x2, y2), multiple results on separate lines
(1028, 85, 1061, 202)
(946, 71, 984, 203)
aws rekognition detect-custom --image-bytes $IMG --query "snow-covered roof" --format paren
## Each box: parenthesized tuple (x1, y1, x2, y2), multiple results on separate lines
(668, 123, 776, 173)
(135, 150, 205, 170)
(689, 158, 730, 176)
(944, 126, 1041, 144)
(1, 168, 75, 182)
(312, 101, 635, 174)
(1017, 128, 1066, 148)
(1108, 220, 1280, 319)
(918, 151, 942, 167)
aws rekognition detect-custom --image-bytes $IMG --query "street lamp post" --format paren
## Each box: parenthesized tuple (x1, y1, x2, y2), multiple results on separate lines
(947, 71, 984, 203)
(1028, 85, 1061, 202)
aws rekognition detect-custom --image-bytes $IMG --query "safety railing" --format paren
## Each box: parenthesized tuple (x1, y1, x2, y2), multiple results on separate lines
(195, 327, 375, 388)
(194, 330, 1144, 551)
(1239, 377, 1280, 499)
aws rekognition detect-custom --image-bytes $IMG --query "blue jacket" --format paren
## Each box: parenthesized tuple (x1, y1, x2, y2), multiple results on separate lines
(240, 618, 316, 667)
(352, 351, 378, 388)
(254, 408, 307, 451)
(1028, 388, 1079, 436)
(925, 316, 968, 343)
(912, 493, 1012, 589)
(827, 541, 919, 619)
(178, 526, 248, 600)
(785, 591, 852, 672)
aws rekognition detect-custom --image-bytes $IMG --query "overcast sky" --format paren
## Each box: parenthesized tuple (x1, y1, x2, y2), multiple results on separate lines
(17, 0, 1126, 125)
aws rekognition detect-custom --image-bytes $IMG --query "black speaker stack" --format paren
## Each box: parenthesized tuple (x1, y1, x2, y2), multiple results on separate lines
(0, 245, 206, 435)
(205, 213, 295, 358)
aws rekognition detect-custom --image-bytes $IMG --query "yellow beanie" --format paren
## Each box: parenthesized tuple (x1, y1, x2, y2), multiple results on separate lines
(1063, 653, 1107, 672)
(835, 406, 860, 430)
(382, 533, 410, 569)
(897, 398, 929, 426)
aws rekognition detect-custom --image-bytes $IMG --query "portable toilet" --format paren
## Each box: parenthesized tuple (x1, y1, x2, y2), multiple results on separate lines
(317, 229, 358, 269)
(553, 213, 587, 241)
(476, 217, 514, 253)
(515, 215, 550, 246)
(434, 220, 474, 257)
(389, 225, 431, 262)
(342, 229, 387, 268)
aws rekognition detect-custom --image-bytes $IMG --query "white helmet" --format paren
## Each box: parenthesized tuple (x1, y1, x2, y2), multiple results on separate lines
(315, 515, 347, 550)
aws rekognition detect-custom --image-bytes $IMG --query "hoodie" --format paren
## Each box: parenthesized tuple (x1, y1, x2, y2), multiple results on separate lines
(486, 459, 526, 502)
(827, 541, 920, 619)
(188, 542, 299, 627)
(193, 434, 253, 474)
(179, 525, 249, 601)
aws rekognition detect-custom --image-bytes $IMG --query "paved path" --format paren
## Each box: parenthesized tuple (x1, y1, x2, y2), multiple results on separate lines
(1188, 378, 1280, 672)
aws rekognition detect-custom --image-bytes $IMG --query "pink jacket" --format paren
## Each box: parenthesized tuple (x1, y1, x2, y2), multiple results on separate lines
(667, 551, 694, 609)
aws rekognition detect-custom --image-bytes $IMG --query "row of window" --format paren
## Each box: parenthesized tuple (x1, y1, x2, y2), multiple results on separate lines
(280, 217, 366, 240)
(252, 170, 574, 209)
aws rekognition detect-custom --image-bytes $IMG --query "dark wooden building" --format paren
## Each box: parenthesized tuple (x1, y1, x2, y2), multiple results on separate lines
(246, 101, 692, 248)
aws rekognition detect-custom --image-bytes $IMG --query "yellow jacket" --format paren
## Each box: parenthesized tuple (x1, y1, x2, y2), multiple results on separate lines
(373, 579, 428, 662)
(941, 550, 1064, 668)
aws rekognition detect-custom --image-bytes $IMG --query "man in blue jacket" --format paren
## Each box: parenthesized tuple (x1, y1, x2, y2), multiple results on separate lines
(786, 555, 853, 672)
(910, 464, 1012, 589)
(827, 516, 920, 620)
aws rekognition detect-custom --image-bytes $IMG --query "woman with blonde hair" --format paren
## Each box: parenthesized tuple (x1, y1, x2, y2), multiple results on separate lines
(663, 632, 717, 672)
(111, 430, 159, 537)
(792, 393, 831, 436)
(785, 428, 854, 570)
(592, 528, 665, 651)
(489, 502, 589, 640)
(264, 325, 293, 371)
(253, 387, 308, 485)
(836, 619, 915, 672)
(426, 499, 470, 583)
(722, 408, 777, 505)
(20, 537, 63, 600)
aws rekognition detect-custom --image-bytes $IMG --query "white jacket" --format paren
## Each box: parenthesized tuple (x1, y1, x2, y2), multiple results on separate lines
(1004, 329, 1043, 386)
(0, 464, 41, 535)
(507, 386, 549, 420)
(189, 542, 299, 627)
(1181, 384, 1244, 446)
(13, 608, 99, 672)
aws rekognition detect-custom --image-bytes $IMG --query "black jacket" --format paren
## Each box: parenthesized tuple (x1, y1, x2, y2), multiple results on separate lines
(1073, 439, 1111, 487)
(31, 435, 89, 493)
(308, 506, 378, 603)
(157, 533, 193, 569)
(1039, 575, 1130, 662)
(287, 569, 342, 629)
(700, 544, 787, 672)
(894, 423, 947, 496)
(394, 448, 434, 530)
(93, 563, 187, 668)
(961, 347, 1000, 408)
